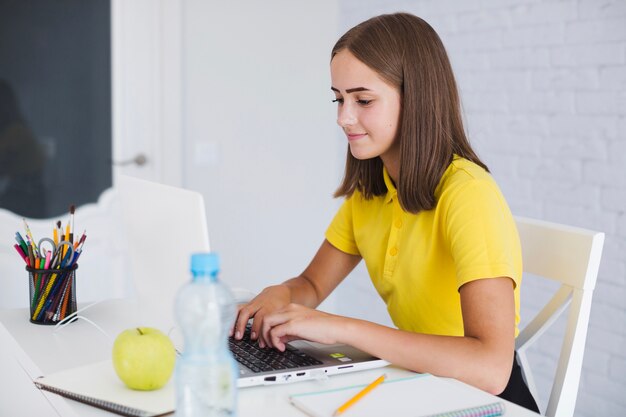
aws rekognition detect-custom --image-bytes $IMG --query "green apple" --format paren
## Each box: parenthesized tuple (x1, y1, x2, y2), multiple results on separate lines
(112, 327, 176, 391)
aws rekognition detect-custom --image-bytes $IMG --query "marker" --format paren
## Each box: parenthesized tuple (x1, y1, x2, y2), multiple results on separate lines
(44, 250, 52, 270)
(15, 232, 28, 254)
(13, 244, 28, 264)
(27, 245, 35, 268)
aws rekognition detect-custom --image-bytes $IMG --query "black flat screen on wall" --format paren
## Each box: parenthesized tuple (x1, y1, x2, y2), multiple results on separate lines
(0, 0, 111, 218)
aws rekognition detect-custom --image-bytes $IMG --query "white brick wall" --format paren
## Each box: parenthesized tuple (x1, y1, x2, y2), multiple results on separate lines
(334, 1, 626, 415)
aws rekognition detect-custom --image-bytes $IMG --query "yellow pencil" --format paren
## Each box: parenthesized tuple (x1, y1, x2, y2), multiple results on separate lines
(333, 373, 386, 416)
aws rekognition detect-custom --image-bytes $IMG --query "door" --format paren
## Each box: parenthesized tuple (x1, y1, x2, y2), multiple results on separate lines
(0, 0, 182, 308)
(112, 0, 182, 187)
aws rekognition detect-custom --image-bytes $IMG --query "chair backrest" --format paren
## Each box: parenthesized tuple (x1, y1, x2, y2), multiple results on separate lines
(515, 216, 604, 417)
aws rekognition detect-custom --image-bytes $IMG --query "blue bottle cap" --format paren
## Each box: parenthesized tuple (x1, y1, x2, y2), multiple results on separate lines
(190, 253, 220, 276)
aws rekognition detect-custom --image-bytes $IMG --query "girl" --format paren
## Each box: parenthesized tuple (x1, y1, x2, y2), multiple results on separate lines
(233, 12, 539, 412)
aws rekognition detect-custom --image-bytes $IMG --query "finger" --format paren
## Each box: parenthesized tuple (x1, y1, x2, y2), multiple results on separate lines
(234, 303, 258, 340)
(230, 303, 248, 337)
(269, 322, 297, 352)
(261, 310, 293, 349)
(260, 303, 301, 347)
(259, 314, 274, 348)
(249, 310, 265, 341)
(278, 334, 298, 350)
(260, 312, 280, 348)
(230, 304, 245, 337)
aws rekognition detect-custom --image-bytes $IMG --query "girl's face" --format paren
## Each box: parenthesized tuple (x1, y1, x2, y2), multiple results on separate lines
(331, 49, 401, 164)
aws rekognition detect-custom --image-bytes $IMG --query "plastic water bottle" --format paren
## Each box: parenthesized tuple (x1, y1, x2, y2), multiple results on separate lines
(174, 253, 237, 417)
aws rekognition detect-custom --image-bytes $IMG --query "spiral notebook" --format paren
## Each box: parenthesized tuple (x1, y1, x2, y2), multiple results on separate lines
(289, 373, 506, 417)
(34, 360, 174, 417)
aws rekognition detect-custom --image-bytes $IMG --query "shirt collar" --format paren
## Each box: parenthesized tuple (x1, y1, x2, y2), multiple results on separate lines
(383, 166, 396, 204)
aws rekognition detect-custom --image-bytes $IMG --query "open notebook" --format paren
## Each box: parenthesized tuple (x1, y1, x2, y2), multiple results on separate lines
(289, 373, 506, 417)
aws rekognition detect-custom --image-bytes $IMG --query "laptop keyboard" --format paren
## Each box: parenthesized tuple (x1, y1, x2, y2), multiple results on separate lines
(228, 324, 323, 373)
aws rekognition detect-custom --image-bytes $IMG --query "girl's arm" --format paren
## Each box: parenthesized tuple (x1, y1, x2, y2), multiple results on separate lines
(263, 276, 516, 395)
(232, 240, 361, 346)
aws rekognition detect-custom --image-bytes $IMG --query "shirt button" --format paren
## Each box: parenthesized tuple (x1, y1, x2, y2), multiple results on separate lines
(389, 247, 398, 256)
(394, 219, 403, 228)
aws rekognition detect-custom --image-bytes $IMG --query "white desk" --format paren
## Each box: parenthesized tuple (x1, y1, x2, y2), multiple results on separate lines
(1, 300, 540, 417)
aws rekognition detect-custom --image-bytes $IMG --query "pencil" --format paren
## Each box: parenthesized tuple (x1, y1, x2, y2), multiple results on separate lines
(333, 373, 386, 416)
(56, 220, 62, 244)
(69, 204, 75, 243)
(23, 218, 38, 253)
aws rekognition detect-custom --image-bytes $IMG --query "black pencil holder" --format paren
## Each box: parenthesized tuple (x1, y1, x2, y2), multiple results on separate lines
(27, 264, 78, 325)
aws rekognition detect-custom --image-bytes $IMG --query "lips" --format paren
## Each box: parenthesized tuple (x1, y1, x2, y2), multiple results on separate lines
(346, 133, 367, 141)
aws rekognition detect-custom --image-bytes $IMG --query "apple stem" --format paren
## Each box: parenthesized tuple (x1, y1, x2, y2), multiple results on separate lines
(136, 328, 143, 335)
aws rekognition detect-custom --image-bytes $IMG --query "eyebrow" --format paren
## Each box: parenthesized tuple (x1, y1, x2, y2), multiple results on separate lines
(331, 87, 371, 94)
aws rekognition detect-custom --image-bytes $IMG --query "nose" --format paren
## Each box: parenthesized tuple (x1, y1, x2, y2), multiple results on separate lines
(337, 104, 356, 128)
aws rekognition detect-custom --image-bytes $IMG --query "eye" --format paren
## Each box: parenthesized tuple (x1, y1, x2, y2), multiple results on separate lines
(332, 98, 344, 105)
(357, 99, 372, 105)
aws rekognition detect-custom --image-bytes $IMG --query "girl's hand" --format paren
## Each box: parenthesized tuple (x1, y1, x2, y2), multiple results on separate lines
(261, 304, 344, 351)
(231, 239, 361, 347)
(232, 285, 292, 347)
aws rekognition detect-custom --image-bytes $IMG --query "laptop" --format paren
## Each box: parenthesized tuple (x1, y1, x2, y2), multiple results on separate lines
(231, 323, 388, 387)
(117, 175, 388, 387)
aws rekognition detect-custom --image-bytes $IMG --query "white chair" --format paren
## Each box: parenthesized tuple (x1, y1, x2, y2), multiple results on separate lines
(515, 216, 604, 417)
(117, 175, 211, 330)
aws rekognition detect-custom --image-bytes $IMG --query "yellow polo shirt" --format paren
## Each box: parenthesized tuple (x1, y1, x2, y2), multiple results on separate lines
(325, 156, 522, 337)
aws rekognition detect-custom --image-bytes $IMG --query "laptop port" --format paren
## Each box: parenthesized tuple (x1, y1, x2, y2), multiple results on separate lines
(264, 376, 276, 382)
(338, 365, 353, 370)
(296, 372, 305, 376)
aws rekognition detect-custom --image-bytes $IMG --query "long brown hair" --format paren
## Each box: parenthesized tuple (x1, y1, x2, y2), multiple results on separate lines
(332, 13, 488, 213)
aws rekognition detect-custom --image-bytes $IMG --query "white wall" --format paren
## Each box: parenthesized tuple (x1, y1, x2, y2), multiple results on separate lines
(181, 1, 342, 310)
(333, 1, 626, 416)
